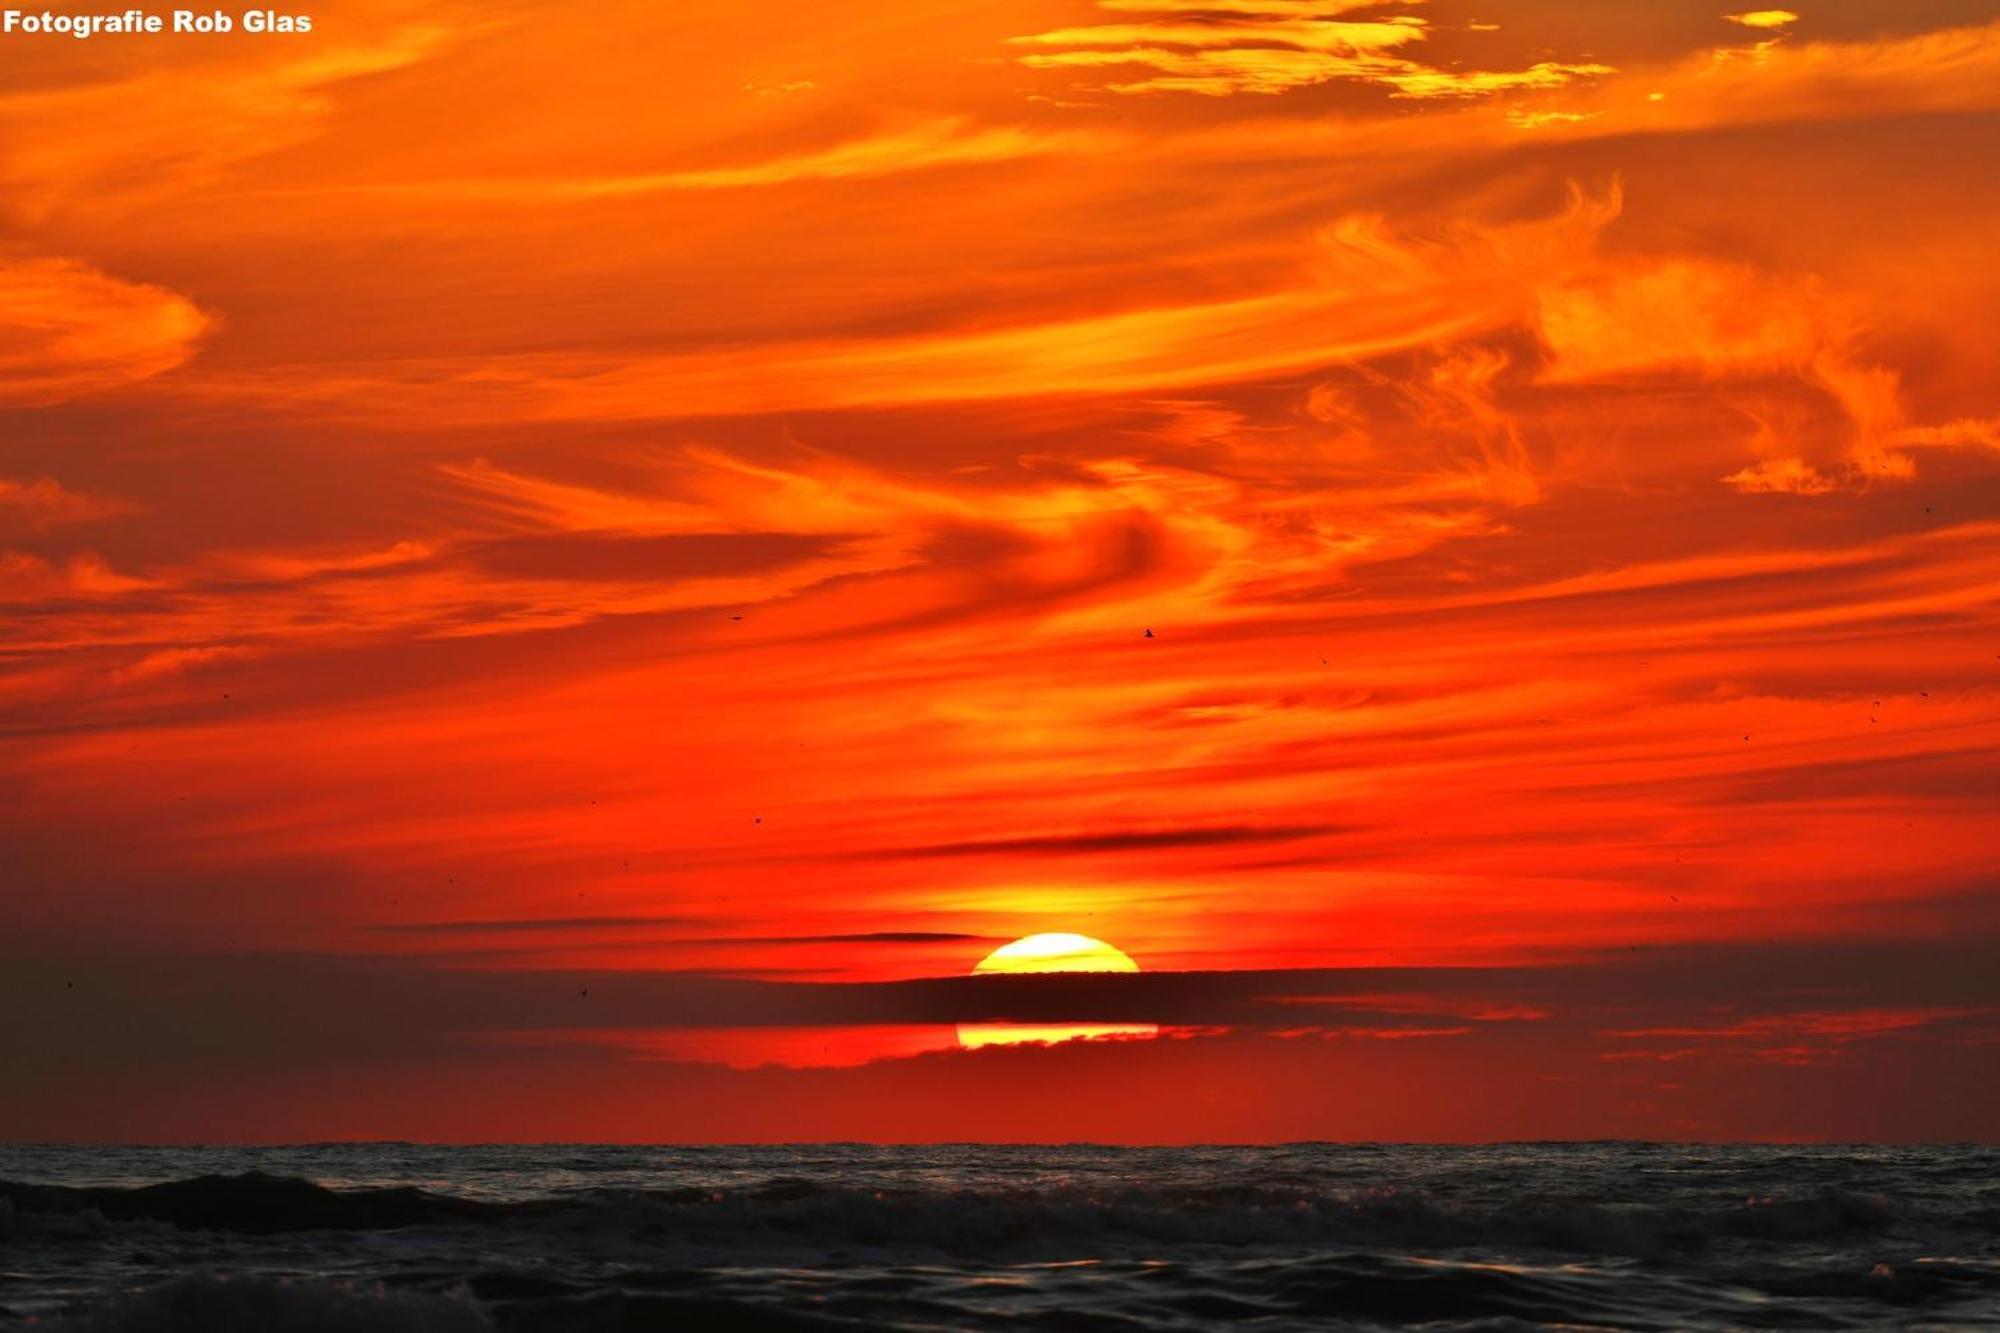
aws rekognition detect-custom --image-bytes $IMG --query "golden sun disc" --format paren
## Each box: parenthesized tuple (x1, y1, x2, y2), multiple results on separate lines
(958, 932, 1153, 1049)
(971, 932, 1140, 975)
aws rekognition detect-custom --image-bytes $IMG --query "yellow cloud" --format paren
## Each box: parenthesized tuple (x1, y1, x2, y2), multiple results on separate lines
(1725, 10, 1800, 29)
(1010, 0, 1608, 99)
(1379, 60, 1614, 100)
(1507, 109, 1602, 128)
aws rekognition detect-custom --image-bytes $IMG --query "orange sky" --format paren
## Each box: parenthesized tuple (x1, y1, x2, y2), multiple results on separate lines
(3, 0, 1998, 1142)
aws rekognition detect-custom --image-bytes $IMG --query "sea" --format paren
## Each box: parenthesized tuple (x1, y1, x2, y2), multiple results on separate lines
(1, 1143, 1996, 1330)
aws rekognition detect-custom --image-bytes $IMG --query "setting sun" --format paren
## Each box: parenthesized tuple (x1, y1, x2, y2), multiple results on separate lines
(972, 933, 1141, 975)
(959, 932, 1154, 1050)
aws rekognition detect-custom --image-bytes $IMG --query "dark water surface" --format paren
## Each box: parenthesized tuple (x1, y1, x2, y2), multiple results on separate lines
(2, 1143, 1996, 1329)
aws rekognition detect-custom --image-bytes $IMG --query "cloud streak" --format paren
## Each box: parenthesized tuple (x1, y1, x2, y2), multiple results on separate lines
(1009, 1, 1611, 99)
(0, 259, 208, 405)
(870, 823, 1360, 859)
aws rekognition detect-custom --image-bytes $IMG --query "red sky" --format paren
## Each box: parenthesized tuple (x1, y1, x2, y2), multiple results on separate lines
(3, 0, 1998, 1142)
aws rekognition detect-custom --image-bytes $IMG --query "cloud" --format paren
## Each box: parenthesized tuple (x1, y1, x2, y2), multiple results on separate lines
(743, 79, 816, 98)
(1602, 1006, 1992, 1067)
(0, 550, 152, 601)
(1534, 259, 1834, 384)
(0, 477, 130, 532)
(370, 915, 708, 935)
(871, 822, 1360, 859)
(0, 258, 209, 405)
(1723, 10, 1800, 30)
(1896, 417, 2000, 455)
(528, 119, 1110, 194)
(1532, 253, 1984, 490)
(0, 455, 932, 668)
(1544, 19, 2000, 135)
(1098, 0, 1382, 12)
(9, 940, 1997, 1074)
(725, 932, 995, 945)
(1714, 747, 2000, 808)
(1721, 458, 1837, 495)
(1186, 17, 2000, 161)
(1506, 108, 1603, 129)
(459, 531, 852, 583)
(110, 646, 260, 684)
(1009, 0, 1610, 99)
(352, 118, 1117, 202)
(0, 20, 462, 213)
(1011, 13, 1431, 98)
(1376, 61, 1616, 101)
(192, 187, 1620, 423)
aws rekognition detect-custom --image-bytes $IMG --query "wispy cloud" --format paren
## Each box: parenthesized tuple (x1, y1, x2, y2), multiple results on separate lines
(1010, 0, 1610, 99)
(871, 823, 1360, 859)
(1724, 10, 1800, 31)
(0, 477, 132, 532)
(0, 258, 208, 405)
(188, 187, 1618, 422)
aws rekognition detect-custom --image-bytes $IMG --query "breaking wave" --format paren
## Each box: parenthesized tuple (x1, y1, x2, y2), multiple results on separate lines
(0, 1170, 1935, 1258)
(3, 1144, 1996, 1330)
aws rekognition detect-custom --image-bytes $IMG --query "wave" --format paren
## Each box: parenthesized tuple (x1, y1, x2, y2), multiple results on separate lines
(1, 1172, 519, 1237)
(9, 1147, 1998, 1330)
(36, 1276, 894, 1333)
(37, 1258, 2000, 1333)
(0, 1170, 1960, 1261)
(26, 1268, 1634, 1333)
(41, 1277, 493, 1333)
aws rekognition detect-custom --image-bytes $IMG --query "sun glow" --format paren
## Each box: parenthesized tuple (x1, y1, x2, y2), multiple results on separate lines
(958, 933, 1156, 1050)
(972, 932, 1140, 974)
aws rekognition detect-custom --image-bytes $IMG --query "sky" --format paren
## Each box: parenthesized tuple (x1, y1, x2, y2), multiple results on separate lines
(2, 0, 1998, 1143)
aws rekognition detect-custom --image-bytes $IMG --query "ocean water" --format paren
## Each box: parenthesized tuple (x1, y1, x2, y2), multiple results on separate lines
(1, 1143, 1996, 1330)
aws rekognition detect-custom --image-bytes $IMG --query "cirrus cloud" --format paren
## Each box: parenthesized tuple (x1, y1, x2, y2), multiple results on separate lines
(0, 258, 209, 406)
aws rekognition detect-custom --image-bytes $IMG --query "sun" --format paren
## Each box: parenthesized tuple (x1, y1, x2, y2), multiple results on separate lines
(972, 932, 1140, 975)
(957, 932, 1155, 1050)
